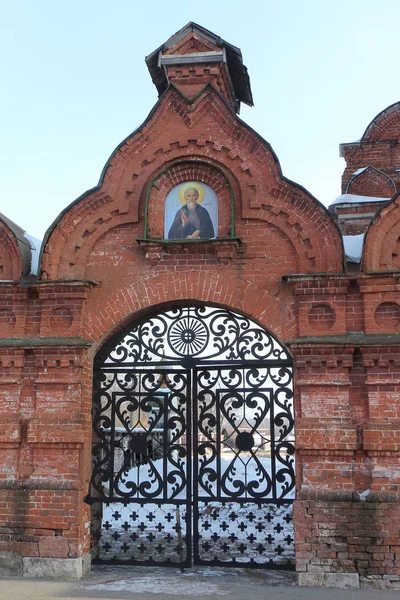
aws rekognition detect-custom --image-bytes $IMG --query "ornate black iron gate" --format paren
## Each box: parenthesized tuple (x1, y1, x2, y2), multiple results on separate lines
(89, 306, 295, 568)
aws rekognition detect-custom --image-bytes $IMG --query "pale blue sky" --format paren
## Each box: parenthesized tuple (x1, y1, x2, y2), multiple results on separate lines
(0, 0, 399, 240)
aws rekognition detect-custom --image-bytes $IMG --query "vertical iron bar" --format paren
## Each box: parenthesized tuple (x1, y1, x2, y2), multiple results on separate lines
(163, 375, 168, 503)
(110, 390, 116, 502)
(216, 370, 221, 500)
(270, 383, 277, 503)
(186, 366, 192, 567)
(91, 308, 294, 569)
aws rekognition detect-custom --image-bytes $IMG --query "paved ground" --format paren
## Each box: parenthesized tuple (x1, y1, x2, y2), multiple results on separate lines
(1, 566, 400, 600)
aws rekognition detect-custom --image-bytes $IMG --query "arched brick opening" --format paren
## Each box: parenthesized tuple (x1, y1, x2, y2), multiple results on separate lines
(83, 273, 297, 353)
(88, 301, 295, 569)
(144, 160, 235, 240)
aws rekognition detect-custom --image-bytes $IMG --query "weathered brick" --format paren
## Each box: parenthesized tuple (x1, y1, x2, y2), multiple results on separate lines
(0, 24, 399, 587)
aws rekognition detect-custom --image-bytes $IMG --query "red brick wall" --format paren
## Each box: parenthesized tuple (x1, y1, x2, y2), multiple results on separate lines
(347, 168, 395, 198)
(1, 38, 400, 586)
(0, 222, 24, 280)
(341, 103, 400, 197)
(332, 201, 390, 236)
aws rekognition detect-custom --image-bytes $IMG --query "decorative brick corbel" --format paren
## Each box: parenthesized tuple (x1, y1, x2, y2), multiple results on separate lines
(137, 238, 241, 265)
(137, 241, 164, 265)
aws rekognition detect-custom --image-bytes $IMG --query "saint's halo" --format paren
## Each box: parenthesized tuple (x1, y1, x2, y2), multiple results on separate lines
(178, 181, 205, 205)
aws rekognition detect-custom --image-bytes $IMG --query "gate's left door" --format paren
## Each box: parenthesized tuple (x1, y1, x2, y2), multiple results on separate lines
(90, 365, 192, 566)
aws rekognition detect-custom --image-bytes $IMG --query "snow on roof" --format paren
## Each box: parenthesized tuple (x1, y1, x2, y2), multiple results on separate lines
(343, 233, 364, 263)
(23, 232, 42, 276)
(331, 193, 391, 206)
(352, 167, 368, 176)
(0, 213, 43, 277)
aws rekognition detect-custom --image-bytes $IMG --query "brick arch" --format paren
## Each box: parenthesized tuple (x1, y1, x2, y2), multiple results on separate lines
(41, 84, 343, 279)
(0, 218, 25, 280)
(84, 271, 296, 356)
(346, 166, 396, 198)
(362, 101, 400, 142)
(363, 193, 400, 271)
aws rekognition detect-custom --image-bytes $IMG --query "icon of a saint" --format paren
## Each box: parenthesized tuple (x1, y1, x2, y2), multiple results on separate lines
(168, 183, 215, 240)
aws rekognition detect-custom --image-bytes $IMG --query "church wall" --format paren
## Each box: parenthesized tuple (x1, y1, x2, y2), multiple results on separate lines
(341, 103, 400, 198)
(291, 338, 400, 587)
(0, 281, 93, 578)
(1, 25, 400, 589)
(0, 223, 24, 282)
(341, 143, 400, 196)
(3, 263, 400, 586)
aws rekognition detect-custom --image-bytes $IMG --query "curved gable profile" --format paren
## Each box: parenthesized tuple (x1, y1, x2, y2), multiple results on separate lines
(0, 213, 38, 280)
(363, 192, 400, 271)
(361, 101, 400, 143)
(40, 82, 343, 281)
(40, 22, 343, 282)
(346, 166, 396, 198)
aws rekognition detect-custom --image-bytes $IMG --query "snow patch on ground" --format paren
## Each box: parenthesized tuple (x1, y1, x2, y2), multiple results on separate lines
(98, 454, 295, 565)
(83, 576, 229, 595)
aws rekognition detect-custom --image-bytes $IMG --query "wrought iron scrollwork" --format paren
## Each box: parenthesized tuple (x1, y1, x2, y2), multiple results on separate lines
(90, 306, 294, 568)
(102, 306, 290, 365)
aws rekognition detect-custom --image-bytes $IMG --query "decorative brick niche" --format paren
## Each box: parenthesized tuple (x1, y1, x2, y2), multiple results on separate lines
(144, 160, 234, 241)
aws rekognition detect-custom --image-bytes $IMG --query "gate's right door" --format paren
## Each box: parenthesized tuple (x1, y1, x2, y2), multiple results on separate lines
(193, 362, 295, 568)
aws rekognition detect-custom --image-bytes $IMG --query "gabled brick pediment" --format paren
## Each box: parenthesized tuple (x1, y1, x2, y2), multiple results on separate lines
(164, 32, 219, 55)
(346, 166, 396, 198)
(41, 77, 342, 281)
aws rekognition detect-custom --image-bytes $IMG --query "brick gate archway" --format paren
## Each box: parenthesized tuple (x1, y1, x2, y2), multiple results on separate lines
(88, 304, 295, 568)
(8, 21, 400, 589)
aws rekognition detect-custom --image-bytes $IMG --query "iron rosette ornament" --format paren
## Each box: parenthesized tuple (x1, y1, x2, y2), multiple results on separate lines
(104, 306, 291, 365)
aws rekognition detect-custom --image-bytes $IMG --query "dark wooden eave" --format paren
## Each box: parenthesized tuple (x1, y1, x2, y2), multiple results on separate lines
(145, 22, 253, 108)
